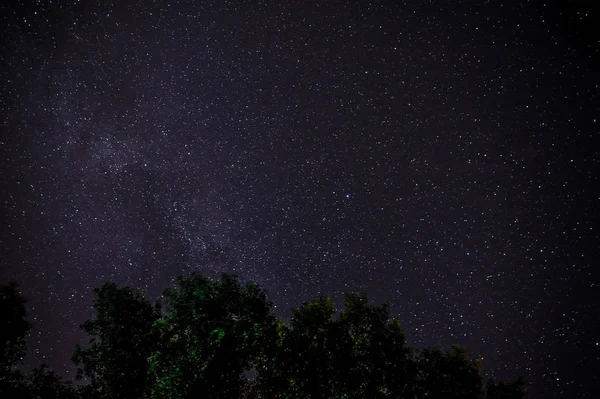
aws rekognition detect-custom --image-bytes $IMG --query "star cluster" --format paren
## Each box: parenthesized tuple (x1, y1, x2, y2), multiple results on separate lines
(1, 1, 598, 398)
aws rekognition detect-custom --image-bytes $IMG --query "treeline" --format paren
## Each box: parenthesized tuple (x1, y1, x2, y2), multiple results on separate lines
(1, 274, 527, 398)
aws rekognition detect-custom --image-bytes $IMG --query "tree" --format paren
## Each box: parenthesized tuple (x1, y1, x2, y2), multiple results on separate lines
(29, 363, 78, 399)
(415, 344, 484, 399)
(486, 376, 528, 399)
(2, 275, 528, 399)
(256, 294, 415, 399)
(261, 297, 338, 398)
(0, 281, 31, 370)
(0, 281, 32, 397)
(334, 293, 415, 398)
(148, 273, 275, 399)
(73, 282, 161, 399)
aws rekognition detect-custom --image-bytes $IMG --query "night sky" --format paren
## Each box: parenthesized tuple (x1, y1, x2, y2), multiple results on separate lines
(1, 1, 598, 398)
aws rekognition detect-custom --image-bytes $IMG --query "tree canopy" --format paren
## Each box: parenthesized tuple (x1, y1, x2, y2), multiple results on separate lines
(0, 275, 527, 398)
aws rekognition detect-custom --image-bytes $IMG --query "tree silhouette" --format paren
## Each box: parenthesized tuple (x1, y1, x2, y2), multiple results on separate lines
(336, 293, 416, 398)
(73, 282, 161, 399)
(148, 273, 275, 399)
(414, 344, 484, 399)
(0, 282, 30, 369)
(29, 363, 78, 399)
(0, 281, 32, 396)
(257, 293, 416, 398)
(262, 297, 339, 398)
(486, 376, 528, 399)
(1, 275, 529, 398)
(1, 282, 77, 398)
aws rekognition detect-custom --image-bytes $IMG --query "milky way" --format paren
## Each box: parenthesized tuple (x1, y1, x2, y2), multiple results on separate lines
(1, 2, 598, 398)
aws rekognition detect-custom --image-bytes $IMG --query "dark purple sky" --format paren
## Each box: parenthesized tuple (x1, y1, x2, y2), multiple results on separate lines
(1, 1, 598, 398)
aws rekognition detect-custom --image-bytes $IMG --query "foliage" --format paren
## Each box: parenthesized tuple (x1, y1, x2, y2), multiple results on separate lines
(256, 294, 415, 399)
(29, 363, 78, 399)
(148, 273, 275, 399)
(415, 344, 484, 399)
(486, 376, 528, 399)
(0, 283, 76, 398)
(72, 282, 161, 399)
(0, 281, 31, 396)
(0, 281, 31, 370)
(0, 276, 528, 399)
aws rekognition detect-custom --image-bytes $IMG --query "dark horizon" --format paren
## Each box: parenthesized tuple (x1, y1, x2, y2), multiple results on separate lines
(1, 1, 598, 398)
